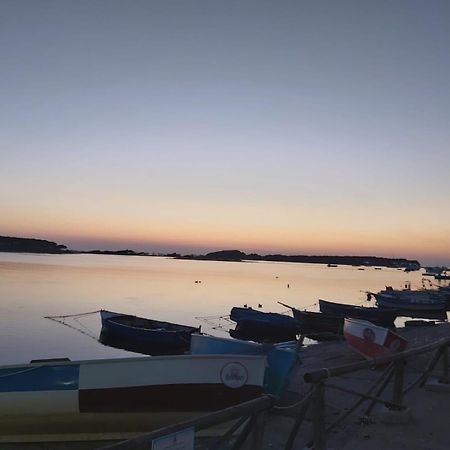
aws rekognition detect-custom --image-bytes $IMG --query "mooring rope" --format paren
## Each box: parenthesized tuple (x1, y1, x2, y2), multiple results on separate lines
(44, 309, 101, 319)
(44, 310, 101, 342)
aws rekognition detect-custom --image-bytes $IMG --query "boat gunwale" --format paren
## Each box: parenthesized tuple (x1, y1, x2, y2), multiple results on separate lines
(101, 310, 200, 333)
(0, 354, 267, 371)
(104, 317, 199, 335)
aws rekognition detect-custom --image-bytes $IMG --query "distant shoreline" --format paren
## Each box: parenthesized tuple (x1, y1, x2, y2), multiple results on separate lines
(0, 235, 422, 270)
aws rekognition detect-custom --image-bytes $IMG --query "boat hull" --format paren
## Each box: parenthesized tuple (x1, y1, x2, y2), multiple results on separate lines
(0, 354, 265, 439)
(229, 307, 299, 343)
(291, 309, 343, 339)
(343, 318, 407, 360)
(318, 299, 398, 327)
(190, 334, 300, 397)
(100, 310, 200, 355)
(375, 292, 447, 311)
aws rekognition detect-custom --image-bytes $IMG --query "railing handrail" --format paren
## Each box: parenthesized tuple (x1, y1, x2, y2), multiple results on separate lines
(99, 394, 275, 450)
(304, 336, 450, 383)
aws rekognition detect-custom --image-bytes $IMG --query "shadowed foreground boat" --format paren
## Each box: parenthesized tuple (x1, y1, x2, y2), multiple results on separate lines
(0, 354, 265, 441)
(99, 309, 201, 355)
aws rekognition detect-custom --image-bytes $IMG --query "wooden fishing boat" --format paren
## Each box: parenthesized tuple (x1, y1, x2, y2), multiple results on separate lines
(0, 354, 265, 441)
(343, 318, 408, 360)
(229, 307, 299, 343)
(99, 310, 201, 355)
(318, 299, 398, 327)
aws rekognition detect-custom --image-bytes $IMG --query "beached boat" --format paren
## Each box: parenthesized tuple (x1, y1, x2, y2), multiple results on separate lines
(343, 318, 408, 360)
(190, 334, 300, 397)
(99, 309, 201, 355)
(229, 307, 300, 343)
(318, 299, 398, 327)
(0, 354, 265, 440)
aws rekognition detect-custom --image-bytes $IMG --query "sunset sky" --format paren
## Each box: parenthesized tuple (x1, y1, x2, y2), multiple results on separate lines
(1, 1, 450, 265)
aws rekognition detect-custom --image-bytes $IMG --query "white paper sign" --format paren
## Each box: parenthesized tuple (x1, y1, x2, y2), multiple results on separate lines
(151, 427, 195, 450)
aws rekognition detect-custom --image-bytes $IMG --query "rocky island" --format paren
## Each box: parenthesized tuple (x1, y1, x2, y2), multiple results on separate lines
(176, 249, 421, 270)
(0, 236, 68, 254)
(0, 236, 421, 270)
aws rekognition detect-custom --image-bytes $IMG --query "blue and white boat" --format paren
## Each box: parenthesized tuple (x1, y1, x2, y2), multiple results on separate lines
(190, 334, 300, 397)
(0, 354, 265, 440)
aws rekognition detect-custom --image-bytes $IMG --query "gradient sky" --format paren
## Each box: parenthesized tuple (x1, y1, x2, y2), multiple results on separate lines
(1, 1, 450, 265)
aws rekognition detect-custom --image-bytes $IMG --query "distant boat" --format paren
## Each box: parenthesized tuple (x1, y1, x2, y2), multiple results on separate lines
(0, 354, 266, 439)
(318, 299, 398, 327)
(373, 287, 447, 312)
(229, 307, 299, 343)
(343, 318, 408, 360)
(327, 263, 338, 267)
(99, 310, 201, 355)
(435, 273, 450, 280)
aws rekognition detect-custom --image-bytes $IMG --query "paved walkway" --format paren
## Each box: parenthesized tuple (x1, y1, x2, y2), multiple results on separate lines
(262, 323, 450, 449)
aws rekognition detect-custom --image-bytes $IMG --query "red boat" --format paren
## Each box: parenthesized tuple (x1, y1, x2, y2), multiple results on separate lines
(343, 318, 407, 360)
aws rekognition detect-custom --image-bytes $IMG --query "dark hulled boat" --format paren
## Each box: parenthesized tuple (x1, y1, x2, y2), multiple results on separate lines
(228, 307, 299, 343)
(291, 309, 344, 340)
(318, 299, 398, 327)
(99, 310, 201, 355)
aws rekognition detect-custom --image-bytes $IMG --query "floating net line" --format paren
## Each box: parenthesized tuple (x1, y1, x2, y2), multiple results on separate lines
(44, 310, 101, 342)
(195, 314, 233, 332)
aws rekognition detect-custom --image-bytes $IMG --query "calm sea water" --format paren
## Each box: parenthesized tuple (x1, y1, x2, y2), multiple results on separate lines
(0, 252, 427, 365)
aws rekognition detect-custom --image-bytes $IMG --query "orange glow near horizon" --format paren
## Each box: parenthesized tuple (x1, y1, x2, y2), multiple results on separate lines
(2, 194, 449, 264)
(2, 218, 449, 265)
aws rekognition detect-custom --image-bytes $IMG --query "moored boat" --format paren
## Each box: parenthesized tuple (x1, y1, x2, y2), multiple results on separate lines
(99, 309, 201, 355)
(318, 299, 398, 327)
(289, 308, 344, 340)
(229, 307, 299, 343)
(373, 288, 447, 311)
(0, 354, 265, 440)
(343, 318, 408, 360)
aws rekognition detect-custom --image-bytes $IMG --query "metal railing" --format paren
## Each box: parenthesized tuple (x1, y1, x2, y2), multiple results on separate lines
(99, 337, 450, 450)
(292, 336, 450, 450)
(99, 395, 274, 450)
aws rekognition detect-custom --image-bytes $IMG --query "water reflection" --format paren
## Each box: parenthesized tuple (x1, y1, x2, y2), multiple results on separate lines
(0, 252, 439, 364)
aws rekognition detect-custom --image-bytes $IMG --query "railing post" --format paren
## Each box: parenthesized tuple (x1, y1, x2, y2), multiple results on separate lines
(250, 409, 266, 450)
(440, 344, 449, 384)
(392, 359, 405, 409)
(311, 382, 326, 450)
